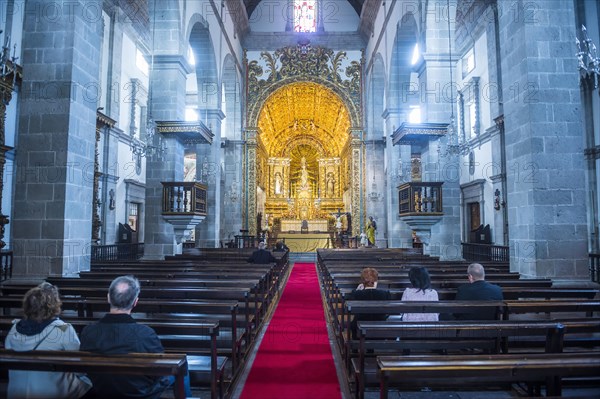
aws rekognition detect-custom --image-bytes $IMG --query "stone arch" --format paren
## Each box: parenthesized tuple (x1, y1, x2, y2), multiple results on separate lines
(388, 12, 419, 112)
(222, 54, 241, 141)
(187, 14, 220, 111)
(369, 53, 386, 139)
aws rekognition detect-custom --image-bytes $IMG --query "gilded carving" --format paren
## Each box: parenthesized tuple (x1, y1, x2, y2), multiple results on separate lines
(247, 45, 362, 128)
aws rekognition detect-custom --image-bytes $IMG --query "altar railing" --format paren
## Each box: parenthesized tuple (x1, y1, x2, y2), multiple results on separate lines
(162, 182, 207, 215)
(398, 182, 443, 216)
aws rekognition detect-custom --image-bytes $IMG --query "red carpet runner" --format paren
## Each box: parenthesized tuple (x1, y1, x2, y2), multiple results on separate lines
(240, 262, 342, 399)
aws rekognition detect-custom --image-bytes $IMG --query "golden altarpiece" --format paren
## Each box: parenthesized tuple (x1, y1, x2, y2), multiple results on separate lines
(243, 45, 365, 238)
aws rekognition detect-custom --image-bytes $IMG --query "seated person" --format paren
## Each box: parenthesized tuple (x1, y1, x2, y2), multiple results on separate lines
(247, 241, 277, 263)
(350, 267, 391, 339)
(401, 267, 439, 321)
(80, 275, 191, 398)
(5, 282, 92, 399)
(452, 263, 504, 320)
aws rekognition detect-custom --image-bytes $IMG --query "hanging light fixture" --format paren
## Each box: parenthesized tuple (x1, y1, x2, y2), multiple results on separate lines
(439, 0, 469, 158)
(0, 29, 18, 86)
(368, 140, 382, 201)
(131, 1, 166, 160)
(576, 25, 600, 90)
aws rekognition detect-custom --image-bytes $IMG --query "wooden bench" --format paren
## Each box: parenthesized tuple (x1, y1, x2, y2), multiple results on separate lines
(377, 351, 600, 399)
(353, 320, 569, 399)
(0, 297, 244, 375)
(0, 350, 189, 399)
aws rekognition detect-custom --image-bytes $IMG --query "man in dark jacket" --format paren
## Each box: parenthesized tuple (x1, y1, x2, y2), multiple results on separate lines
(247, 241, 277, 263)
(80, 275, 191, 398)
(453, 263, 504, 320)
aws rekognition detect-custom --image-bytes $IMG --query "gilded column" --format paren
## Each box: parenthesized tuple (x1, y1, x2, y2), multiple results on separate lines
(349, 128, 364, 236)
(244, 128, 259, 235)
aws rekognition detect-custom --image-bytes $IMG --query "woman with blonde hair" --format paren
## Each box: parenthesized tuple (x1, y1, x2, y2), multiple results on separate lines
(5, 282, 92, 398)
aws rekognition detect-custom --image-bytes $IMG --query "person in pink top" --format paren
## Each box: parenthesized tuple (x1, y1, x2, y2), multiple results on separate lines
(401, 267, 439, 321)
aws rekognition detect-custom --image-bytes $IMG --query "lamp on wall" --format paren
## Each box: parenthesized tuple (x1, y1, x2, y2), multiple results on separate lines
(576, 25, 600, 90)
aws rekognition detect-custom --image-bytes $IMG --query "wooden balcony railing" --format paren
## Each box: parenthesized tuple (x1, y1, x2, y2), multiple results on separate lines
(462, 243, 509, 262)
(1, 251, 13, 281)
(162, 182, 207, 215)
(91, 243, 144, 262)
(590, 253, 600, 283)
(398, 182, 443, 216)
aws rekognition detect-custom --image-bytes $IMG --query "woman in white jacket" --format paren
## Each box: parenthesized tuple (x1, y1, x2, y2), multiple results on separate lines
(5, 282, 92, 399)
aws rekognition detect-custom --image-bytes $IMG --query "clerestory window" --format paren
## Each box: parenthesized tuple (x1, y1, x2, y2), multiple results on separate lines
(294, 0, 317, 33)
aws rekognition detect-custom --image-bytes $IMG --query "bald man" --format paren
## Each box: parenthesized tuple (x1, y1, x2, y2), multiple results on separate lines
(454, 263, 503, 320)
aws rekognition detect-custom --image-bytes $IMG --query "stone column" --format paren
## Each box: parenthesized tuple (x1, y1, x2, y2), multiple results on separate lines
(499, 0, 588, 278)
(143, 55, 189, 259)
(195, 109, 225, 247)
(12, 0, 102, 276)
(384, 109, 412, 248)
(220, 139, 243, 241)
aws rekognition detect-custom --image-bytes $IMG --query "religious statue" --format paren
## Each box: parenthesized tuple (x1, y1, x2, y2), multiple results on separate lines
(274, 172, 282, 195)
(326, 172, 335, 197)
(299, 157, 309, 190)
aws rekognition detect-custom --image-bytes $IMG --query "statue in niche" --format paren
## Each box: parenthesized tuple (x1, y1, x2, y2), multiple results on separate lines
(299, 157, 309, 190)
(326, 172, 335, 197)
(274, 172, 283, 195)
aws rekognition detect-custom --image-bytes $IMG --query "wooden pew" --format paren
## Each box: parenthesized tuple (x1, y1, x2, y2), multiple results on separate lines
(0, 297, 244, 376)
(353, 320, 570, 399)
(0, 318, 225, 398)
(341, 300, 600, 365)
(377, 351, 600, 399)
(0, 350, 189, 399)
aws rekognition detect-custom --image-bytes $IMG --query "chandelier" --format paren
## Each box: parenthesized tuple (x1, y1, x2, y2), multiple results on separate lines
(438, 0, 470, 158)
(576, 25, 600, 90)
(131, 2, 166, 161)
(0, 29, 18, 83)
(131, 117, 166, 159)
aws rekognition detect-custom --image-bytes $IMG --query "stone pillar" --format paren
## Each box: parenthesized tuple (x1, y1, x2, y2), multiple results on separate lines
(221, 139, 243, 242)
(143, 55, 190, 259)
(365, 139, 386, 247)
(384, 109, 412, 248)
(499, 0, 588, 278)
(12, 0, 102, 276)
(195, 109, 225, 247)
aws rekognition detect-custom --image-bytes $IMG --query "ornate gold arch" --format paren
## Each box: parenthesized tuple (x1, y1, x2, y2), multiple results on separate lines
(243, 45, 365, 236)
(258, 82, 351, 157)
(246, 45, 362, 128)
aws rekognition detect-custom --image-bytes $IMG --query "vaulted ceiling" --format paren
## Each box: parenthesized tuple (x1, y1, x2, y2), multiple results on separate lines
(243, 0, 366, 18)
(258, 82, 351, 158)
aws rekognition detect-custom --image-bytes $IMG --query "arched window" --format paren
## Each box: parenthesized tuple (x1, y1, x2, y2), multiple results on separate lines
(294, 0, 317, 32)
